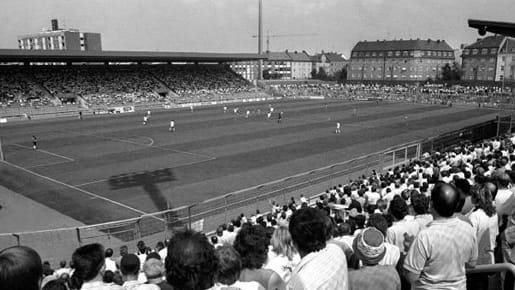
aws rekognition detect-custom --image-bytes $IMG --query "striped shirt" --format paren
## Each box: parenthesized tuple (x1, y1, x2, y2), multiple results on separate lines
(288, 243, 348, 290)
(404, 217, 478, 290)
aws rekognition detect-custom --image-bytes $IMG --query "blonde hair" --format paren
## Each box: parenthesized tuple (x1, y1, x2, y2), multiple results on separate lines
(270, 227, 297, 260)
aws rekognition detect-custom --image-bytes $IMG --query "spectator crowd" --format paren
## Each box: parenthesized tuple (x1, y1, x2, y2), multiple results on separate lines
(267, 82, 514, 108)
(2, 131, 515, 289)
(0, 64, 255, 110)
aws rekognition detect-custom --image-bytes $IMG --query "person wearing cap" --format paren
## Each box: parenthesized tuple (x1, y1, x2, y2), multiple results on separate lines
(403, 182, 478, 289)
(120, 254, 159, 290)
(348, 227, 401, 290)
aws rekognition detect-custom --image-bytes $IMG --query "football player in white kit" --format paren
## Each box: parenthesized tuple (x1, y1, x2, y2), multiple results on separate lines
(169, 120, 175, 132)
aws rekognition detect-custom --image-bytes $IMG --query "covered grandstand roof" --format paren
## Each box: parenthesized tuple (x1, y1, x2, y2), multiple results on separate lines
(468, 19, 515, 38)
(0, 49, 266, 63)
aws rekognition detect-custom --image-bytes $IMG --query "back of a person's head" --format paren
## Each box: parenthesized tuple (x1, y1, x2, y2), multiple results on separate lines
(0, 246, 42, 290)
(270, 226, 296, 260)
(470, 183, 497, 217)
(367, 214, 389, 237)
(104, 248, 113, 258)
(103, 270, 115, 283)
(165, 229, 218, 290)
(42, 279, 68, 290)
(215, 245, 242, 286)
(389, 195, 409, 220)
(120, 254, 140, 276)
(71, 243, 105, 289)
(411, 193, 429, 215)
(289, 207, 328, 255)
(233, 224, 269, 269)
(431, 182, 459, 217)
(498, 173, 511, 188)
(143, 258, 164, 281)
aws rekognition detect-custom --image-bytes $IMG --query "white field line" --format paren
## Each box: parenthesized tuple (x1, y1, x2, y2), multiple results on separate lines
(25, 160, 75, 169)
(0, 159, 158, 219)
(11, 143, 75, 161)
(58, 130, 216, 160)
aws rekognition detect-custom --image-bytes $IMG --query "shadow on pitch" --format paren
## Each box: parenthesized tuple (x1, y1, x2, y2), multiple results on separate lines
(108, 168, 183, 232)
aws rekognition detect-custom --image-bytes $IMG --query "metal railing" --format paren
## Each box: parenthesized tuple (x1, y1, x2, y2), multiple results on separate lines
(466, 263, 515, 290)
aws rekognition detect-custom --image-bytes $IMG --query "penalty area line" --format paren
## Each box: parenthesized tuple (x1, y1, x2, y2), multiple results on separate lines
(11, 143, 75, 161)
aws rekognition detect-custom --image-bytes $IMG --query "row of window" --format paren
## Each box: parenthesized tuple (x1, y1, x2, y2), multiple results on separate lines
(352, 50, 453, 58)
(350, 74, 435, 79)
(352, 59, 448, 65)
(459, 48, 513, 56)
(463, 48, 497, 55)
(465, 76, 494, 81)
(350, 66, 440, 72)
(18, 36, 66, 50)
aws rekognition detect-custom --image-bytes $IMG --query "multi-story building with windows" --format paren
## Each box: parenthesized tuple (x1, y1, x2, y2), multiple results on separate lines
(17, 19, 102, 51)
(348, 39, 455, 82)
(230, 50, 312, 80)
(462, 36, 515, 82)
(498, 38, 515, 82)
(312, 52, 347, 76)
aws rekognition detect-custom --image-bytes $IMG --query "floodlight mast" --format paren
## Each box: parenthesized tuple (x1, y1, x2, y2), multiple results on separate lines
(258, 0, 263, 80)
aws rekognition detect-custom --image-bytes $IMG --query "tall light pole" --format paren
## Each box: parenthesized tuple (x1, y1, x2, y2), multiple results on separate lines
(257, 0, 263, 80)
(502, 38, 509, 93)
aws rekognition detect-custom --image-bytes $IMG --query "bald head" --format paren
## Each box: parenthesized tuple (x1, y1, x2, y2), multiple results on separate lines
(431, 182, 459, 217)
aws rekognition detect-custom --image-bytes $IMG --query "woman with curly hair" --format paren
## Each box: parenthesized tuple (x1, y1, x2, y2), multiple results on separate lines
(469, 183, 498, 265)
(263, 227, 300, 284)
(233, 224, 285, 290)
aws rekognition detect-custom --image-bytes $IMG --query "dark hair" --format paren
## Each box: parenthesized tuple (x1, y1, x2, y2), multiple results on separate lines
(471, 184, 497, 217)
(389, 195, 409, 220)
(289, 208, 328, 254)
(0, 246, 42, 290)
(233, 224, 269, 269)
(155, 241, 165, 251)
(103, 270, 114, 283)
(215, 245, 242, 285)
(355, 214, 366, 229)
(367, 214, 388, 237)
(137, 240, 146, 254)
(70, 243, 105, 289)
(120, 254, 140, 276)
(165, 229, 218, 290)
(454, 178, 471, 196)
(105, 248, 113, 258)
(42, 279, 68, 290)
(431, 182, 459, 218)
(411, 193, 429, 215)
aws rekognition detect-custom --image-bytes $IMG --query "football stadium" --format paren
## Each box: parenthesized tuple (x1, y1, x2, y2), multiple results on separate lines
(1, 2, 515, 290)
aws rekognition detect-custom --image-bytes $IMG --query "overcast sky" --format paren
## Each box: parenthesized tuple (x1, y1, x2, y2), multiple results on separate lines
(1, 0, 514, 57)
